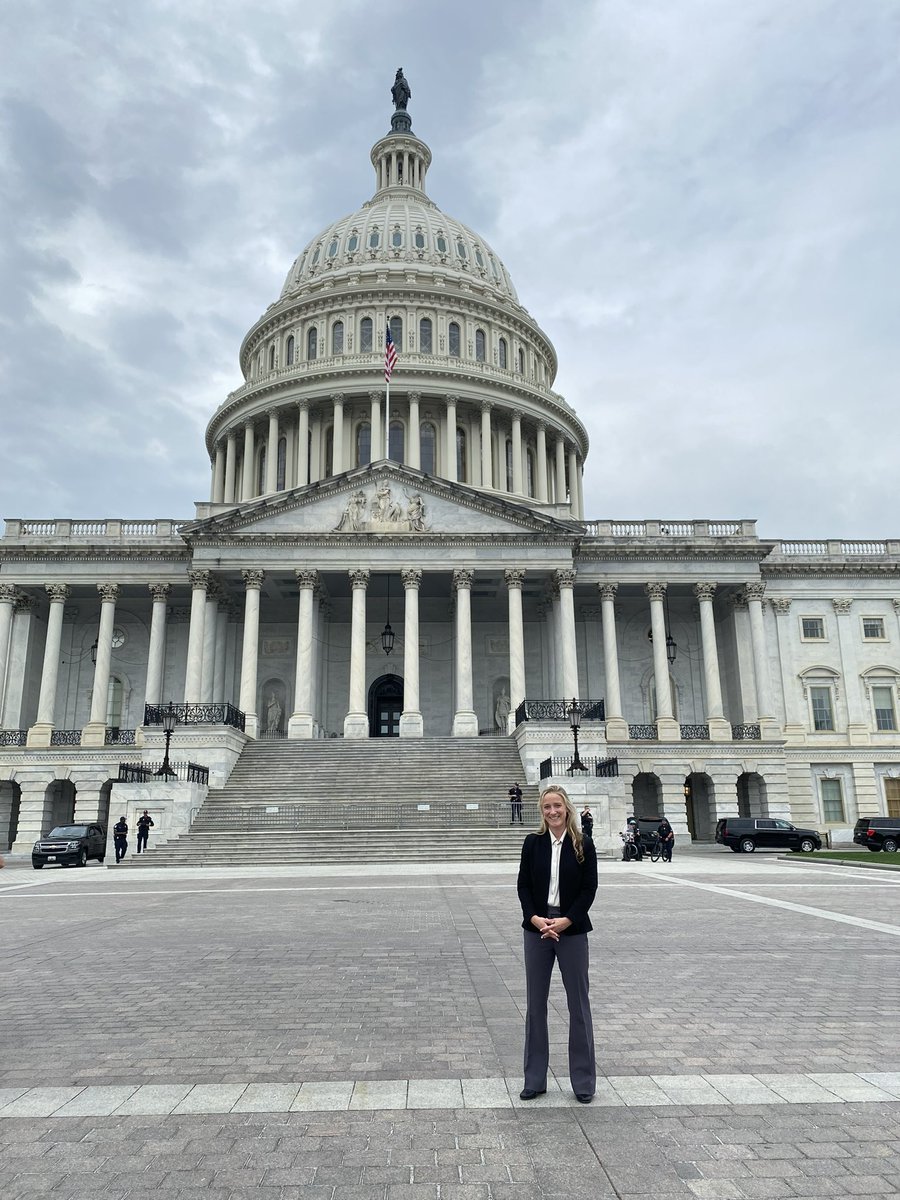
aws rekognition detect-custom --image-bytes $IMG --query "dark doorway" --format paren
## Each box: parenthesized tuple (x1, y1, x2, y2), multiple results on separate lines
(369, 674, 404, 737)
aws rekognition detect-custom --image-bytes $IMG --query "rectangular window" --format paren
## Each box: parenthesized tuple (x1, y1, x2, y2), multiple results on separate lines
(810, 686, 834, 731)
(801, 617, 825, 639)
(886, 778, 900, 819)
(863, 617, 885, 639)
(821, 778, 845, 823)
(873, 686, 897, 731)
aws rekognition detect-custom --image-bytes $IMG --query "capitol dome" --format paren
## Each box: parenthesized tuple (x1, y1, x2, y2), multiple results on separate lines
(204, 85, 588, 518)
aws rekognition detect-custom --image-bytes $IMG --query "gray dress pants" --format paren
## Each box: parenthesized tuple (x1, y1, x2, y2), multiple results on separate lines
(523, 930, 596, 1095)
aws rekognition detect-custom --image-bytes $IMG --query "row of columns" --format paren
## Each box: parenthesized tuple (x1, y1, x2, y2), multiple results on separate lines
(210, 395, 585, 516)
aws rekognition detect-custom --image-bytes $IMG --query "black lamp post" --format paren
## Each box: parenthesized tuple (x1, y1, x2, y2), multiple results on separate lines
(381, 574, 395, 656)
(155, 700, 178, 779)
(90, 638, 98, 665)
(566, 696, 587, 774)
(664, 591, 677, 664)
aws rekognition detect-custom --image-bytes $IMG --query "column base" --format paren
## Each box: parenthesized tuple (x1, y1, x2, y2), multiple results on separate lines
(25, 723, 52, 749)
(399, 711, 424, 737)
(451, 710, 479, 737)
(244, 714, 259, 739)
(655, 717, 681, 742)
(343, 712, 369, 739)
(707, 717, 732, 743)
(80, 722, 108, 748)
(604, 717, 628, 742)
(287, 713, 315, 739)
(758, 717, 782, 741)
(847, 723, 871, 746)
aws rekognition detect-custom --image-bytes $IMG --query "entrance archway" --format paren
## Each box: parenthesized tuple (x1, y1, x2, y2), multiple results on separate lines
(737, 771, 768, 818)
(631, 772, 662, 820)
(369, 674, 404, 737)
(685, 773, 715, 841)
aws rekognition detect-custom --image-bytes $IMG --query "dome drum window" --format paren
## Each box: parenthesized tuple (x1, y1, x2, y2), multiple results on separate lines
(311, 245, 321, 266)
(498, 338, 508, 369)
(307, 328, 318, 361)
(419, 317, 433, 354)
(348, 232, 359, 253)
(286, 335, 295, 366)
(414, 229, 426, 251)
(475, 329, 486, 363)
(327, 238, 339, 258)
(391, 227, 403, 249)
(456, 239, 468, 261)
(436, 234, 448, 256)
(369, 228, 381, 251)
(360, 317, 374, 352)
(332, 321, 344, 355)
(448, 322, 461, 358)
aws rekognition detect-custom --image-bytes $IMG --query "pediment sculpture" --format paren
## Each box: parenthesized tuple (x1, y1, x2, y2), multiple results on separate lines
(334, 483, 428, 533)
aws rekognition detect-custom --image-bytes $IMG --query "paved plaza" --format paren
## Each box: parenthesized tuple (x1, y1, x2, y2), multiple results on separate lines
(2, 849, 900, 1199)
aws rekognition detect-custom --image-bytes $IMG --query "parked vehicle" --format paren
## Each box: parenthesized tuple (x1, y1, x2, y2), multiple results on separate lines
(852, 817, 900, 853)
(32, 824, 106, 869)
(715, 817, 821, 854)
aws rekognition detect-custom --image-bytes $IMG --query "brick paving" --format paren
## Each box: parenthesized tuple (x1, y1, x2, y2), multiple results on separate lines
(2, 853, 900, 1197)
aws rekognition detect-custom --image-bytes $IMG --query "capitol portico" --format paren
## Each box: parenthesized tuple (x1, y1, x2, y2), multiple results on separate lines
(2, 76, 900, 859)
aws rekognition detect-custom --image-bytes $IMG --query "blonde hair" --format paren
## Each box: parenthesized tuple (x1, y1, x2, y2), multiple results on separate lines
(538, 784, 585, 863)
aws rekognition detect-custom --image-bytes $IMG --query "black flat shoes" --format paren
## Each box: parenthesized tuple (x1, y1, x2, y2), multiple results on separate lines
(519, 1087, 546, 1101)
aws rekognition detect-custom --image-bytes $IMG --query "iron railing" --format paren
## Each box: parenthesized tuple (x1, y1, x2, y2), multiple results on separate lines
(514, 699, 606, 725)
(105, 727, 136, 745)
(117, 760, 210, 784)
(0, 730, 26, 746)
(258, 728, 287, 740)
(628, 724, 657, 740)
(539, 756, 619, 779)
(680, 724, 710, 740)
(144, 703, 246, 732)
(50, 729, 82, 745)
(731, 724, 761, 740)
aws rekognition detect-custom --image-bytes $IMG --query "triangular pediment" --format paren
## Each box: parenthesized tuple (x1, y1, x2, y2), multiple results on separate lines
(182, 462, 581, 541)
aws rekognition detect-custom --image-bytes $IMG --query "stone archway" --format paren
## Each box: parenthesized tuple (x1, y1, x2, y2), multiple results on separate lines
(47, 780, 76, 830)
(685, 772, 715, 841)
(737, 771, 768, 818)
(369, 674, 404, 737)
(631, 772, 662, 820)
(0, 780, 20, 851)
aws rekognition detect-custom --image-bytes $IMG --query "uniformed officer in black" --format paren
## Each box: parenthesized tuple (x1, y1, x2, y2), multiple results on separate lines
(113, 816, 128, 862)
(136, 809, 154, 854)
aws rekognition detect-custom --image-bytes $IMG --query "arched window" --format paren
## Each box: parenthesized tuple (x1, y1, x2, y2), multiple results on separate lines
(325, 427, 333, 476)
(456, 427, 467, 482)
(420, 422, 436, 474)
(391, 227, 402, 248)
(448, 322, 461, 358)
(414, 229, 426, 250)
(286, 334, 294, 365)
(475, 329, 486, 362)
(419, 317, 433, 354)
(327, 237, 338, 258)
(368, 227, 380, 250)
(268, 344, 276, 370)
(436, 234, 447, 255)
(277, 436, 287, 491)
(389, 314, 402, 347)
(332, 321, 344, 355)
(505, 439, 513, 491)
(257, 445, 266, 495)
(307, 327, 317, 360)
(498, 337, 508, 369)
(356, 422, 371, 467)
(526, 448, 535, 497)
(517, 348, 525, 374)
(347, 231, 359, 252)
(389, 421, 405, 463)
(360, 317, 373, 352)
(106, 676, 124, 730)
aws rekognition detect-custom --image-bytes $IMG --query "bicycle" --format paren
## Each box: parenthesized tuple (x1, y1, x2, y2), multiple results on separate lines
(619, 832, 642, 862)
(649, 834, 673, 863)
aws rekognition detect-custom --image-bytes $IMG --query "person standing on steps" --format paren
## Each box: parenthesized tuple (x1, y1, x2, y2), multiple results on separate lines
(113, 815, 129, 863)
(136, 809, 154, 854)
(508, 782, 524, 824)
(580, 807, 594, 840)
(517, 784, 598, 1105)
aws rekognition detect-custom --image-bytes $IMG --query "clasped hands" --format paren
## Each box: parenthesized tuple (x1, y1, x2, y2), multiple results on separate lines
(532, 915, 571, 941)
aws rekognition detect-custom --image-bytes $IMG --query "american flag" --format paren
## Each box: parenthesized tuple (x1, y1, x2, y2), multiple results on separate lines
(384, 324, 398, 382)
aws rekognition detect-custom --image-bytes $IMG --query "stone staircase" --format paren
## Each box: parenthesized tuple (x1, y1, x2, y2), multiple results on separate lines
(124, 737, 540, 867)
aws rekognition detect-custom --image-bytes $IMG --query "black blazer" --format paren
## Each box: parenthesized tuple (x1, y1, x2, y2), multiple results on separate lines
(517, 831, 598, 935)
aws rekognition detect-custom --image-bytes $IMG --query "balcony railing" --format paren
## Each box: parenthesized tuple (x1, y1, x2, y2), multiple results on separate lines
(144, 703, 246, 732)
(628, 724, 657, 740)
(680, 724, 710, 740)
(105, 728, 136, 745)
(117, 761, 210, 784)
(514, 699, 605, 725)
(582, 519, 757, 539)
(539, 756, 619, 779)
(0, 730, 26, 746)
(4, 519, 187, 541)
(731, 724, 761, 740)
(50, 729, 82, 746)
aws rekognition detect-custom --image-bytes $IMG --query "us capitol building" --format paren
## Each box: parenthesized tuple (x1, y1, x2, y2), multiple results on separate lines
(2, 74, 900, 856)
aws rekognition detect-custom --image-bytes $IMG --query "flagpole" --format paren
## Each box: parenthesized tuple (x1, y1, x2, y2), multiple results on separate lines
(385, 378, 390, 461)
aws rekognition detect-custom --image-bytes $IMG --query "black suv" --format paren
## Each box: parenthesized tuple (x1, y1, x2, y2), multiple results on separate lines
(715, 817, 821, 854)
(853, 817, 900, 853)
(32, 824, 106, 869)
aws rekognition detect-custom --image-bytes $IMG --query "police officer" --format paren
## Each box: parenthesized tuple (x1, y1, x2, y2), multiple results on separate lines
(113, 815, 128, 863)
(136, 809, 154, 854)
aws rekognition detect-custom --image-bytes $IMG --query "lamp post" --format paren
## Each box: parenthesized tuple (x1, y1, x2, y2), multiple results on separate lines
(155, 700, 178, 779)
(566, 696, 587, 774)
(381, 573, 395, 656)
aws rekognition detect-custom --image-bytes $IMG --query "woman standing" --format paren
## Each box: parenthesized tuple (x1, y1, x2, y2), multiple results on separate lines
(517, 785, 598, 1103)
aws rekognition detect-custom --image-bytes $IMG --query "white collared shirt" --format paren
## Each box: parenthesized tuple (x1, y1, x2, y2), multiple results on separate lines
(547, 832, 565, 908)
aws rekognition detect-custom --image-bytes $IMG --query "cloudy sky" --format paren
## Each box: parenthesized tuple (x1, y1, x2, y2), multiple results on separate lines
(1, 0, 897, 538)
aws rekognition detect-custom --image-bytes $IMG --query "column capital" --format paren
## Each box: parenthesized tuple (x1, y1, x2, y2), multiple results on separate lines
(452, 568, 474, 591)
(504, 568, 525, 590)
(832, 597, 853, 615)
(149, 583, 171, 603)
(481, 400, 493, 415)
(598, 582, 618, 602)
(331, 392, 345, 405)
(97, 583, 120, 604)
(555, 568, 577, 590)
(511, 411, 522, 426)
(369, 390, 381, 403)
(241, 569, 264, 590)
(16, 593, 34, 613)
(771, 596, 792, 614)
(408, 391, 421, 403)
(645, 581, 667, 601)
(401, 567, 423, 590)
(445, 393, 459, 404)
(295, 569, 319, 589)
(0, 583, 18, 603)
(893, 598, 900, 614)
(188, 569, 210, 591)
(744, 581, 766, 602)
(535, 418, 547, 432)
(266, 407, 280, 420)
(693, 582, 717, 603)
(46, 584, 70, 603)
(296, 398, 310, 413)
(349, 568, 370, 590)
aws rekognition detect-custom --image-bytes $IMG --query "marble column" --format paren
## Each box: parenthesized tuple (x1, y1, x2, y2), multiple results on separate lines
(26, 583, 69, 747)
(556, 569, 579, 700)
(554, 436, 566, 503)
(399, 568, 423, 737)
(445, 395, 458, 480)
(599, 583, 627, 741)
(183, 570, 210, 702)
(3, 595, 33, 729)
(550, 582, 562, 696)
(212, 444, 225, 503)
(745, 581, 778, 737)
(369, 391, 382, 464)
(0, 583, 17, 720)
(511, 413, 523, 495)
(238, 569, 264, 737)
(331, 393, 345, 474)
(82, 582, 120, 747)
(288, 569, 318, 739)
(646, 582, 680, 741)
(833, 597, 869, 744)
(568, 446, 580, 514)
(344, 569, 370, 738)
(223, 433, 237, 504)
(143, 583, 170, 710)
(241, 422, 256, 501)
(535, 422, 549, 502)
(694, 582, 730, 741)
(481, 402, 493, 489)
(408, 392, 421, 470)
(296, 401, 310, 487)
(200, 582, 220, 703)
(213, 603, 229, 703)
(505, 568, 526, 733)
(452, 568, 478, 736)
(265, 410, 280, 493)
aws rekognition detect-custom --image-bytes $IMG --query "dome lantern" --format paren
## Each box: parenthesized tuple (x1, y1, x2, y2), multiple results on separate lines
(370, 68, 431, 196)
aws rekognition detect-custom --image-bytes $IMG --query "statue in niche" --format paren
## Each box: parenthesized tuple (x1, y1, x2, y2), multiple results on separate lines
(391, 68, 411, 111)
(334, 490, 367, 532)
(494, 689, 511, 733)
(405, 494, 426, 531)
(266, 692, 283, 734)
(372, 481, 401, 523)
